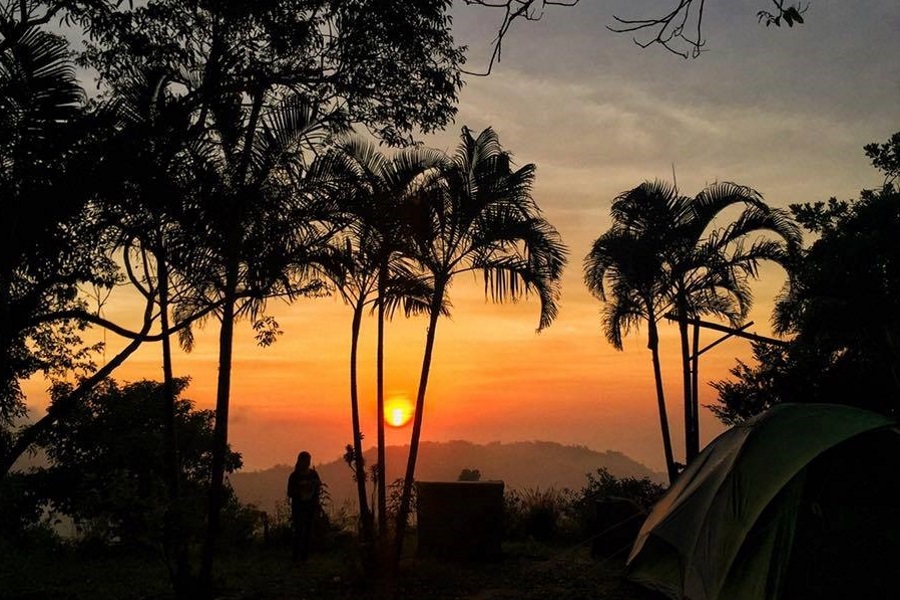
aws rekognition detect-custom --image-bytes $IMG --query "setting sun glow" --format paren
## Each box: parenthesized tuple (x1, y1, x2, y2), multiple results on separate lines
(385, 397, 414, 428)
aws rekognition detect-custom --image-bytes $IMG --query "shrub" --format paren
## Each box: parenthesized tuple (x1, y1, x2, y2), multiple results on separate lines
(504, 487, 577, 542)
(501, 469, 667, 544)
(571, 468, 666, 542)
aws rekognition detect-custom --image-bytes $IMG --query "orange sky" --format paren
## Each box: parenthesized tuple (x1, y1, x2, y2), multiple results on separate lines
(23, 260, 787, 474)
(23, 2, 899, 475)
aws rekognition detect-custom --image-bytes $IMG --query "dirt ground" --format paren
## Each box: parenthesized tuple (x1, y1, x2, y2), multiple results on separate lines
(2, 541, 664, 600)
(214, 542, 663, 600)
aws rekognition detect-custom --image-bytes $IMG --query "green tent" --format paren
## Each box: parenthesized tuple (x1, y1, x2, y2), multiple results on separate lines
(626, 403, 900, 600)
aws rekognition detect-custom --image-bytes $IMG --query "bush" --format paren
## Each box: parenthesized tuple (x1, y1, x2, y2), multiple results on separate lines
(578, 468, 666, 512)
(501, 469, 667, 544)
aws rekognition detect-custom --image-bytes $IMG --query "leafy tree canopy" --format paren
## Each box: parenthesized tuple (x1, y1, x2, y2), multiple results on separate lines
(67, 0, 466, 145)
(711, 131, 900, 423)
(0, 23, 117, 439)
(27, 378, 241, 546)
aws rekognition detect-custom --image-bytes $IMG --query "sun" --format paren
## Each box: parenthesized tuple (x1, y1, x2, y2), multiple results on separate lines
(384, 396, 414, 428)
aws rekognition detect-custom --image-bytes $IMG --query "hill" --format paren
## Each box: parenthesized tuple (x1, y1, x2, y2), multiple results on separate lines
(229, 440, 664, 515)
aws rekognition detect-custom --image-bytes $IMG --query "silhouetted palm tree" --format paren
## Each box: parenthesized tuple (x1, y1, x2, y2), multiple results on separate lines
(584, 209, 679, 484)
(393, 126, 568, 558)
(331, 138, 447, 544)
(672, 183, 799, 460)
(586, 181, 800, 474)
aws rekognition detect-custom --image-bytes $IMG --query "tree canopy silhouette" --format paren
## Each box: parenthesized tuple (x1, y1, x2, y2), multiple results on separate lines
(29, 378, 242, 547)
(712, 131, 900, 422)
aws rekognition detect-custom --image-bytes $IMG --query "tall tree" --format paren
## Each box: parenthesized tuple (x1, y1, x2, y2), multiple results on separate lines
(178, 93, 339, 586)
(394, 126, 567, 559)
(90, 66, 210, 594)
(584, 188, 680, 483)
(663, 182, 799, 461)
(0, 22, 129, 475)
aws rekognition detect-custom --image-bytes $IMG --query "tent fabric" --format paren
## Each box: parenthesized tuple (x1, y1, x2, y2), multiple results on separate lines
(625, 403, 897, 600)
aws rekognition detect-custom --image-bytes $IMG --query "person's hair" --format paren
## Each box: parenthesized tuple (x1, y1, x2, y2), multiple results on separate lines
(295, 451, 311, 470)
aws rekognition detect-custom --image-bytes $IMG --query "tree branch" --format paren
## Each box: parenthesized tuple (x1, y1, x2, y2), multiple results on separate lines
(28, 299, 223, 342)
(609, 0, 808, 59)
(463, 0, 581, 76)
(0, 291, 155, 478)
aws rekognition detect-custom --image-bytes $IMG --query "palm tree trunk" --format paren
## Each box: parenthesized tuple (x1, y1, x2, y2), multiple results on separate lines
(376, 260, 388, 537)
(393, 279, 444, 562)
(349, 300, 375, 550)
(200, 271, 237, 590)
(157, 248, 191, 596)
(648, 317, 678, 485)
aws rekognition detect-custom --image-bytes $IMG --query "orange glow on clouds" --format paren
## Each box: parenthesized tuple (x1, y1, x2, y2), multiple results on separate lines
(385, 396, 414, 427)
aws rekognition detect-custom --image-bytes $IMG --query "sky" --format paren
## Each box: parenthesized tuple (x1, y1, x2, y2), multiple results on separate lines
(24, 0, 900, 473)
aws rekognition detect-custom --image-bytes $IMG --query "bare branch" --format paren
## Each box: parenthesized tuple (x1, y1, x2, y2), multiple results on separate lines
(463, 0, 581, 76)
(610, 0, 809, 58)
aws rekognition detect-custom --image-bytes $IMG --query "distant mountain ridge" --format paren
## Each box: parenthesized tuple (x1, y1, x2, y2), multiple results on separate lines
(230, 440, 664, 515)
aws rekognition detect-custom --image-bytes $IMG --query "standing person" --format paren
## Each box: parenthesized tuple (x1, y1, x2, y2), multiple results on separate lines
(287, 451, 321, 562)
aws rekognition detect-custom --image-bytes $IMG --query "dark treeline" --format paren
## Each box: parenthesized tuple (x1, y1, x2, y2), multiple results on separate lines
(710, 133, 900, 424)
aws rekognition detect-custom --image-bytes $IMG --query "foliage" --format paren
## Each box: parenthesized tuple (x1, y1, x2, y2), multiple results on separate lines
(585, 179, 800, 471)
(394, 126, 568, 558)
(28, 378, 242, 547)
(70, 0, 465, 147)
(712, 130, 900, 421)
(502, 469, 665, 543)
(586, 180, 799, 348)
(708, 342, 792, 425)
(326, 137, 450, 546)
(577, 468, 666, 513)
(0, 471, 60, 548)
(0, 22, 116, 442)
(387, 477, 415, 527)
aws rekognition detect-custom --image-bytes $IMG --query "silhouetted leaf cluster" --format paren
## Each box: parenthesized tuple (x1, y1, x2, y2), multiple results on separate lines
(758, 3, 807, 28)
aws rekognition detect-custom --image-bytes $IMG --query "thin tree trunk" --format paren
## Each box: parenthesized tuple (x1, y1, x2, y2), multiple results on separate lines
(376, 260, 387, 538)
(200, 273, 237, 590)
(394, 280, 444, 562)
(648, 317, 678, 485)
(157, 249, 191, 597)
(349, 300, 375, 551)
